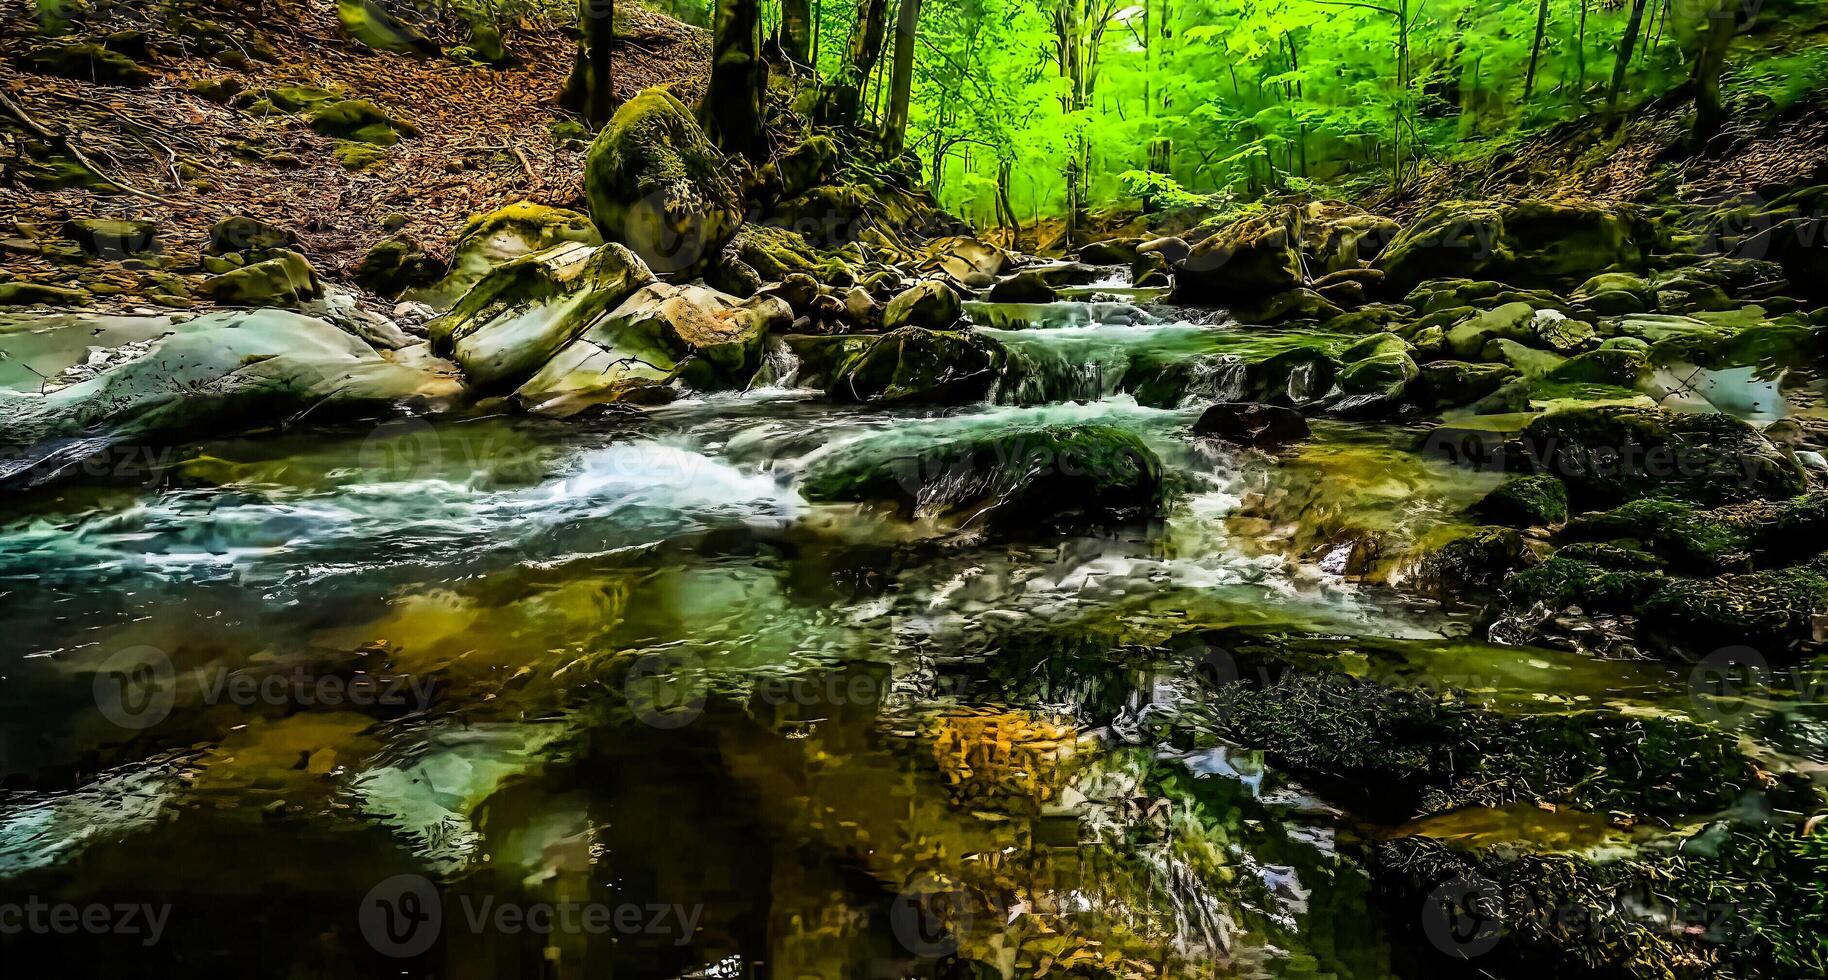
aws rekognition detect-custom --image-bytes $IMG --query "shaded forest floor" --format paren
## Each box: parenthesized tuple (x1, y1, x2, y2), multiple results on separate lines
(0, 0, 708, 302)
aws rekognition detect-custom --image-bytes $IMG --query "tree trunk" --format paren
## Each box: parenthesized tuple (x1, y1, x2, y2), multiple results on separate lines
(701, 0, 768, 159)
(1689, 0, 1743, 148)
(883, 0, 922, 152)
(561, 0, 617, 129)
(778, 0, 812, 70)
(817, 0, 891, 125)
(1524, 0, 1549, 100)
(1608, 0, 1651, 110)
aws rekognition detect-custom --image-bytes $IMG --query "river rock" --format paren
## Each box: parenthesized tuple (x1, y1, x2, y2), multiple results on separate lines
(798, 422, 1163, 533)
(585, 88, 742, 276)
(785, 327, 1005, 404)
(409, 202, 602, 310)
(1171, 210, 1303, 305)
(431, 241, 655, 390)
(986, 270, 1058, 304)
(1377, 199, 1650, 292)
(1192, 402, 1310, 449)
(199, 249, 323, 307)
(882, 280, 962, 330)
(1472, 475, 1569, 527)
(1298, 200, 1400, 273)
(1517, 407, 1807, 509)
(1416, 360, 1518, 409)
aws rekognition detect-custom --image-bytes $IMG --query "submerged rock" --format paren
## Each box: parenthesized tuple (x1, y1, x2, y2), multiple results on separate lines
(585, 88, 742, 276)
(799, 422, 1163, 533)
(786, 327, 1005, 405)
(1191, 402, 1310, 449)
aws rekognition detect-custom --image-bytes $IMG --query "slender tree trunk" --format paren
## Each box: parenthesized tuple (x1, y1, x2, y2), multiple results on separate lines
(778, 0, 812, 69)
(883, 0, 922, 151)
(817, 0, 891, 125)
(561, 0, 617, 128)
(1608, 0, 1651, 110)
(701, 0, 768, 159)
(1576, 0, 1588, 94)
(1690, 0, 1744, 148)
(1524, 0, 1549, 100)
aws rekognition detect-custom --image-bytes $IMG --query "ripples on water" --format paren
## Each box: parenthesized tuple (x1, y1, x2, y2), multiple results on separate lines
(0, 298, 1803, 978)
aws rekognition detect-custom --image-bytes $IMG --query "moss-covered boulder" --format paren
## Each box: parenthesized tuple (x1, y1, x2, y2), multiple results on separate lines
(1297, 200, 1401, 273)
(1331, 349, 1417, 416)
(27, 42, 152, 85)
(1541, 346, 1648, 387)
(1561, 492, 1828, 573)
(1637, 559, 1828, 651)
(785, 327, 1005, 405)
(304, 98, 418, 145)
(198, 250, 322, 307)
(354, 233, 441, 297)
(1171, 209, 1304, 305)
(60, 218, 158, 258)
(758, 135, 837, 203)
(799, 422, 1163, 533)
(1517, 407, 1806, 509)
(585, 88, 742, 276)
(0, 282, 90, 307)
(1572, 271, 1652, 315)
(1445, 302, 1536, 359)
(1399, 526, 1539, 599)
(410, 202, 602, 310)
(882, 280, 962, 330)
(1472, 475, 1568, 527)
(336, 0, 440, 56)
(1416, 360, 1518, 409)
(985, 269, 1059, 304)
(206, 215, 295, 256)
(1376, 199, 1649, 292)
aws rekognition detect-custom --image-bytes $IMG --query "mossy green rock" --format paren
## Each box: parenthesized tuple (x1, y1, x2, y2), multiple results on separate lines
(410, 202, 603, 310)
(0, 282, 90, 307)
(336, 0, 440, 56)
(332, 141, 390, 170)
(1416, 360, 1517, 409)
(1472, 475, 1568, 527)
(1331, 349, 1417, 415)
(786, 327, 1006, 405)
(1339, 332, 1409, 362)
(207, 215, 296, 255)
(60, 218, 158, 257)
(1518, 407, 1806, 509)
(28, 42, 152, 85)
(198, 250, 321, 307)
(355, 233, 441, 297)
(305, 99, 418, 145)
(1170, 209, 1304, 304)
(1376, 199, 1649, 292)
(584, 88, 742, 276)
(1638, 560, 1828, 650)
(799, 422, 1163, 533)
(1542, 347, 1648, 387)
(1445, 302, 1535, 359)
(882, 280, 962, 330)
(1401, 526, 1538, 599)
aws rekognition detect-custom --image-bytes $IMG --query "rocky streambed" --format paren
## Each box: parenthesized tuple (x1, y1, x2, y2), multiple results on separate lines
(2, 95, 1828, 979)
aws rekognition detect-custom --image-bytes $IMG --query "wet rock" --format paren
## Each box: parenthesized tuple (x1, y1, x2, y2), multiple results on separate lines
(1297, 200, 1400, 273)
(1572, 271, 1652, 315)
(1330, 349, 1417, 416)
(1518, 407, 1806, 509)
(986, 270, 1058, 304)
(1075, 239, 1142, 265)
(410, 202, 601, 310)
(1376, 199, 1650, 292)
(1445, 302, 1536, 359)
(1, 310, 460, 488)
(799, 422, 1163, 533)
(918, 236, 1012, 285)
(199, 250, 323, 307)
(0, 282, 89, 307)
(1562, 492, 1828, 573)
(785, 327, 1005, 404)
(1230, 288, 1342, 325)
(1192, 402, 1310, 449)
(1542, 347, 1648, 387)
(1638, 558, 1828, 651)
(1171, 209, 1303, 304)
(585, 88, 742, 276)
(1416, 360, 1518, 409)
(355, 233, 442, 298)
(1400, 526, 1539, 600)
(1528, 309, 1596, 354)
(1472, 475, 1568, 527)
(882, 280, 962, 330)
(432, 242, 655, 390)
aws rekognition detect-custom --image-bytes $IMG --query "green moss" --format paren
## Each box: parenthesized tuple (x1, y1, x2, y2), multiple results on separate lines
(585, 88, 742, 275)
(305, 99, 417, 145)
(1501, 557, 1664, 611)
(332, 141, 390, 170)
(1637, 563, 1828, 650)
(1519, 407, 1807, 509)
(27, 42, 151, 85)
(1472, 475, 1568, 527)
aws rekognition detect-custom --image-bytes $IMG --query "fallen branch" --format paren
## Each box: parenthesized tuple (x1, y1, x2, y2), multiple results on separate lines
(0, 87, 175, 204)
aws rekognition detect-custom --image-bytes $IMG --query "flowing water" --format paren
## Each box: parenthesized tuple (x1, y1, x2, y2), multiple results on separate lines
(0, 295, 1819, 978)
